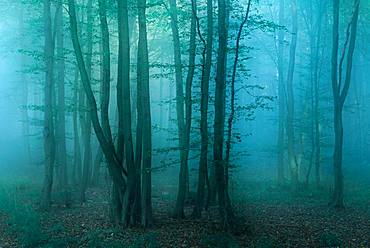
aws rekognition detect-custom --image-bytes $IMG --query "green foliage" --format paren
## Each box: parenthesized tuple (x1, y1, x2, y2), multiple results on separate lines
(200, 233, 239, 248)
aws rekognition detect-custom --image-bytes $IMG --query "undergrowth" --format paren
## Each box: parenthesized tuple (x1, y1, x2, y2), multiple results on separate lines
(0, 179, 46, 247)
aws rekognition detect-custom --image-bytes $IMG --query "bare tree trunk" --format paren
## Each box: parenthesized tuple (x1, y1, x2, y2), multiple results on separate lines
(277, 0, 285, 185)
(313, 2, 324, 188)
(225, 0, 252, 194)
(80, 0, 93, 203)
(18, 4, 31, 164)
(330, 0, 360, 208)
(169, 0, 187, 218)
(137, 0, 153, 227)
(55, 1, 70, 206)
(73, 67, 82, 185)
(214, 0, 233, 228)
(286, 0, 298, 186)
(193, 0, 213, 217)
(117, 0, 139, 227)
(40, 0, 55, 210)
(68, 0, 128, 223)
(184, 0, 197, 197)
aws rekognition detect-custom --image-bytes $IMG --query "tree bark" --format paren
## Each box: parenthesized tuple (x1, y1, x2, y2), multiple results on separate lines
(169, 0, 187, 219)
(330, 0, 360, 208)
(80, 0, 94, 203)
(73, 67, 82, 185)
(117, 0, 139, 227)
(55, 1, 70, 206)
(137, 0, 153, 227)
(313, 2, 324, 188)
(40, 0, 55, 210)
(18, 4, 31, 164)
(214, 0, 233, 228)
(286, 0, 298, 186)
(277, 0, 285, 185)
(184, 0, 197, 197)
(193, 0, 213, 217)
(225, 0, 252, 192)
(68, 0, 128, 220)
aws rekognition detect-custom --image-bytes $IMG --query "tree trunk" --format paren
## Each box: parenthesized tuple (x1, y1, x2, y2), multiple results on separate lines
(68, 0, 128, 221)
(73, 67, 82, 185)
(55, 1, 70, 206)
(137, 0, 153, 227)
(184, 0, 197, 197)
(80, 0, 93, 203)
(225, 0, 252, 195)
(313, 2, 324, 188)
(169, 0, 187, 219)
(330, 0, 360, 208)
(286, 0, 298, 186)
(19, 5, 31, 164)
(277, 0, 285, 185)
(193, 0, 213, 217)
(40, 0, 55, 210)
(214, 0, 233, 228)
(117, 0, 139, 227)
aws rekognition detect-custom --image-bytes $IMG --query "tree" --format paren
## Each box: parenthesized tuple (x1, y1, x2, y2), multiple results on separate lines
(193, 0, 213, 217)
(67, 0, 128, 222)
(117, 0, 138, 226)
(40, 0, 55, 210)
(80, 0, 94, 203)
(225, 0, 252, 196)
(137, 0, 153, 227)
(55, 0, 69, 205)
(214, 0, 234, 228)
(72, 67, 82, 185)
(330, 0, 360, 208)
(18, 3, 31, 164)
(276, 0, 286, 185)
(168, 0, 188, 218)
(286, 0, 298, 186)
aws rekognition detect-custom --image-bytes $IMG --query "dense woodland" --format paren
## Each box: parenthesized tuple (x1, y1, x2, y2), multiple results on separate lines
(0, 0, 370, 247)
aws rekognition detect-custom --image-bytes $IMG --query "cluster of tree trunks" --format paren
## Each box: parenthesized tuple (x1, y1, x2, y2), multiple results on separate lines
(274, 0, 360, 209)
(37, 0, 256, 228)
(38, 0, 360, 231)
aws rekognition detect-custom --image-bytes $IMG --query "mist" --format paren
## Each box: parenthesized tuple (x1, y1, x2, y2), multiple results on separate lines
(0, 0, 369, 247)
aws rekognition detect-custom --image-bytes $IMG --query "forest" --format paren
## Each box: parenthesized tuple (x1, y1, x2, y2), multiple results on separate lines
(0, 0, 369, 247)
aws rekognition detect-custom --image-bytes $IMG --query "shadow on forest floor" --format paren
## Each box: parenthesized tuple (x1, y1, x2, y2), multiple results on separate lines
(0, 176, 370, 247)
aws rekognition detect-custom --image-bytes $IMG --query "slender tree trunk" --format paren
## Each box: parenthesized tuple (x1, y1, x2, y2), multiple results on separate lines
(214, 0, 233, 228)
(184, 0, 197, 197)
(68, 0, 128, 222)
(117, 0, 139, 227)
(193, 0, 213, 217)
(286, 0, 298, 186)
(169, 0, 187, 218)
(40, 0, 55, 210)
(73, 67, 82, 185)
(80, 0, 93, 203)
(330, 0, 360, 208)
(55, 2, 70, 206)
(277, 0, 285, 185)
(225, 0, 252, 194)
(137, 0, 153, 227)
(19, 5, 31, 164)
(313, 2, 324, 188)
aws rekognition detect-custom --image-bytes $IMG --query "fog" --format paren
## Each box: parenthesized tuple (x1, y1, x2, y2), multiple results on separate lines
(0, 0, 369, 247)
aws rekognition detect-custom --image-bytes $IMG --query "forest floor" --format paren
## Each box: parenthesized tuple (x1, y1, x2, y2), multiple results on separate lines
(1, 177, 370, 247)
